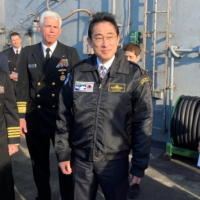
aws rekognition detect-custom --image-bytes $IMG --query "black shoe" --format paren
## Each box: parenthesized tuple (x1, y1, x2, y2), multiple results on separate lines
(128, 184, 140, 199)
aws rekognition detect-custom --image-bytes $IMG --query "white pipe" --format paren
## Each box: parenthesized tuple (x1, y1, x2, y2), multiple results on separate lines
(30, 21, 38, 45)
(152, 0, 158, 93)
(170, 46, 181, 58)
(46, 0, 92, 20)
(168, 51, 174, 141)
(127, 0, 131, 35)
(31, 32, 36, 45)
(169, 53, 174, 106)
(170, 46, 200, 57)
(175, 48, 198, 52)
(120, 0, 131, 44)
(112, 0, 116, 15)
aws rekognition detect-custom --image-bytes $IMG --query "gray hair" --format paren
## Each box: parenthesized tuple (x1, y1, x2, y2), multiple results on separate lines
(39, 11, 62, 28)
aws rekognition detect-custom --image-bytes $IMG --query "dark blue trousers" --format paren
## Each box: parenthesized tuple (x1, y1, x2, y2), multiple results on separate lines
(72, 155, 129, 200)
(26, 132, 72, 200)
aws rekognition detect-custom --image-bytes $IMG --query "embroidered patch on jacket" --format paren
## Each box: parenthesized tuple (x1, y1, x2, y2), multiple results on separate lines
(28, 64, 37, 68)
(74, 81, 94, 92)
(141, 78, 149, 85)
(0, 85, 4, 93)
(56, 59, 68, 68)
(108, 83, 126, 92)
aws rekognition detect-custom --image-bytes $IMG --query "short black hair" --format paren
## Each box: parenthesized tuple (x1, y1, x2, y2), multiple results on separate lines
(88, 12, 119, 39)
(10, 32, 21, 39)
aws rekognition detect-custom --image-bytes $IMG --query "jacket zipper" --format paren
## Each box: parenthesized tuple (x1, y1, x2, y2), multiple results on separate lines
(93, 77, 103, 161)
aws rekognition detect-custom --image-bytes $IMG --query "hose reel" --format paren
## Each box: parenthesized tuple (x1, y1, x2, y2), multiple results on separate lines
(171, 95, 200, 151)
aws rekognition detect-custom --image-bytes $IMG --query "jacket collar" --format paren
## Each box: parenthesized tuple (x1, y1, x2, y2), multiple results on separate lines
(110, 50, 129, 77)
(80, 50, 130, 76)
(81, 55, 98, 71)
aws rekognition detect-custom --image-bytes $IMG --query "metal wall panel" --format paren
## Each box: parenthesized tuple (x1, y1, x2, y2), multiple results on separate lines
(3, 0, 130, 59)
(0, 0, 5, 50)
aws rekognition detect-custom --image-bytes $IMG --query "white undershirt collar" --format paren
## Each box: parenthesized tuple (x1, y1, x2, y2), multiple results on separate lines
(13, 47, 21, 54)
(41, 41, 57, 58)
(96, 55, 115, 73)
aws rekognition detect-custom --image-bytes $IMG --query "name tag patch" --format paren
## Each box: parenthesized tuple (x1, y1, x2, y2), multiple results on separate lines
(141, 78, 149, 85)
(108, 83, 126, 92)
(28, 64, 37, 68)
(0, 85, 4, 94)
(74, 81, 94, 92)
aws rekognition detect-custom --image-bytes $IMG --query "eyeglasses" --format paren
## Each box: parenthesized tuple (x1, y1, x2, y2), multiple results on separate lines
(93, 35, 117, 43)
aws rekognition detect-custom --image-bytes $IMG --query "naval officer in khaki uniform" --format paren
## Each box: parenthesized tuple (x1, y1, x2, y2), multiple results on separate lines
(16, 10, 80, 200)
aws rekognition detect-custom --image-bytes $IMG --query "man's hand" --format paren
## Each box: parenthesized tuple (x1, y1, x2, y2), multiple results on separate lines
(9, 74, 18, 80)
(8, 144, 19, 156)
(58, 161, 72, 175)
(20, 119, 27, 137)
(129, 174, 141, 185)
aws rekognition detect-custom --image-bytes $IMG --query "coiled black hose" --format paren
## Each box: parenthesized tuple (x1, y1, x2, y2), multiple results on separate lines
(171, 96, 200, 150)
